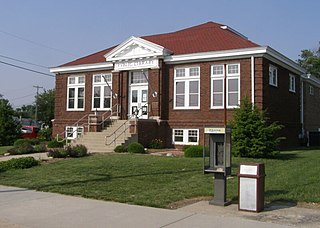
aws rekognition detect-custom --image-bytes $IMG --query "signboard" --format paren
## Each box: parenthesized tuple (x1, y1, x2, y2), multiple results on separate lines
(114, 58, 159, 71)
(204, 127, 225, 134)
(240, 165, 258, 175)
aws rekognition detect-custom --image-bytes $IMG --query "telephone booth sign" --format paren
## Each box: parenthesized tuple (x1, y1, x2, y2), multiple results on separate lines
(203, 126, 232, 175)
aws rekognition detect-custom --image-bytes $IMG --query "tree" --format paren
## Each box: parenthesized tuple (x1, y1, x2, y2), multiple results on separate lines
(298, 44, 320, 78)
(15, 104, 36, 119)
(0, 95, 21, 146)
(229, 98, 283, 158)
(36, 89, 55, 126)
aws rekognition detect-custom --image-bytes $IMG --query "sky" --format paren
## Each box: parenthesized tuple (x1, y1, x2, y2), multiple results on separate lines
(0, 0, 319, 108)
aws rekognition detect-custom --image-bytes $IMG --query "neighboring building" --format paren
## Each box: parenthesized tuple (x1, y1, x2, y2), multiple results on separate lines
(50, 22, 320, 151)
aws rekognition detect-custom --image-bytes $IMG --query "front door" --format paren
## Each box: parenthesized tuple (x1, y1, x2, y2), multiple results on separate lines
(128, 70, 149, 119)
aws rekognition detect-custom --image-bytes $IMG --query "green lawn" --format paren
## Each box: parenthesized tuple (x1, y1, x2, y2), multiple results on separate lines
(0, 146, 13, 155)
(0, 150, 319, 208)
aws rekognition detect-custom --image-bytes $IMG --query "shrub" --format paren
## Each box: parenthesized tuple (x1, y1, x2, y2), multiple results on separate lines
(47, 139, 64, 148)
(47, 148, 68, 158)
(184, 145, 208, 158)
(114, 145, 128, 153)
(37, 128, 52, 141)
(230, 97, 283, 158)
(10, 141, 34, 155)
(67, 144, 88, 158)
(182, 145, 191, 152)
(127, 142, 145, 154)
(34, 143, 47, 152)
(0, 157, 39, 171)
(148, 139, 164, 149)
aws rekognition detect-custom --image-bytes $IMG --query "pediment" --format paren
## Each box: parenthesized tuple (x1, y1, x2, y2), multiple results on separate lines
(105, 36, 172, 61)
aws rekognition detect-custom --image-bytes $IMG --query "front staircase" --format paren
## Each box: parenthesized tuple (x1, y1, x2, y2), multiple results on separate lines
(71, 120, 137, 153)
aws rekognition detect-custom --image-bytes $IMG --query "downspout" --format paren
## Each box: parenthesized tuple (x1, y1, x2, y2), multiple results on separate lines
(251, 56, 255, 104)
(301, 79, 305, 138)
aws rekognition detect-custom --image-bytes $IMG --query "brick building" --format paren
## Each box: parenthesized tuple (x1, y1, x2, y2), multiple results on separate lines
(50, 22, 320, 152)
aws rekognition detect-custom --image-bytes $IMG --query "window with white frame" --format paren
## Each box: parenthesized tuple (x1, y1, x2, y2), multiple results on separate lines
(130, 71, 148, 84)
(92, 74, 112, 110)
(211, 64, 240, 109)
(65, 126, 84, 139)
(172, 129, 199, 145)
(289, 74, 296, 93)
(67, 76, 85, 111)
(174, 66, 200, 109)
(269, 65, 278, 87)
(309, 85, 314, 95)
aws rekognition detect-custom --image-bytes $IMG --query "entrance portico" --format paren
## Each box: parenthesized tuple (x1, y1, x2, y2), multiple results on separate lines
(105, 36, 172, 120)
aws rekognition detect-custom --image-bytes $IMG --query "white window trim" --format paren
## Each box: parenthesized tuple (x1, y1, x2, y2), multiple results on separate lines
(211, 64, 240, 109)
(289, 74, 296, 93)
(309, 85, 314, 95)
(92, 74, 112, 111)
(173, 66, 200, 110)
(67, 75, 85, 111)
(269, 65, 278, 87)
(172, 129, 199, 145)
(65, 126, 84, 140)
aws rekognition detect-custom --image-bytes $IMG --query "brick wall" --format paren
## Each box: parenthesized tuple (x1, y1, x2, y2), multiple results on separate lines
(303, 80, 320, 132)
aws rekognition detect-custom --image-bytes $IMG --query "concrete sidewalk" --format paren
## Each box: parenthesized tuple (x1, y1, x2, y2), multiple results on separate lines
(0, 185, 318, 228)
(0, 153, 49, 162)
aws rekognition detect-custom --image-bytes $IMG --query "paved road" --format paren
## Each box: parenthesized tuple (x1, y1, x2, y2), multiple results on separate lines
(2, 185, 319, 228)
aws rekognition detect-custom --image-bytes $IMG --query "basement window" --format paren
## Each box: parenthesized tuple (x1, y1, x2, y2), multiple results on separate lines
(172, 129, 199, 145)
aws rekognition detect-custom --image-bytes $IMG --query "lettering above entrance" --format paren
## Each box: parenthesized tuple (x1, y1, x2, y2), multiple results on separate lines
(104, 36, 172, 68)
(114, 58, 159, 71)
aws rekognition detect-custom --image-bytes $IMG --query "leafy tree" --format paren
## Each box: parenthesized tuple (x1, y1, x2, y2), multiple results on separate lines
(15, 104, 36, 119)
(298, 44, 320, 78)
(229, 98, 283, 158)
(36, 89, 55, 126)
(0, 95, 21, 146)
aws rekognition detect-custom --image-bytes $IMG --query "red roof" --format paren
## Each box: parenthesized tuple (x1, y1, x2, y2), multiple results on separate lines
(61, 22, 260, 67)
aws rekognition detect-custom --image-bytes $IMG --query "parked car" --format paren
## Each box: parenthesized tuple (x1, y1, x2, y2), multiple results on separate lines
(21, 126, 40, 139)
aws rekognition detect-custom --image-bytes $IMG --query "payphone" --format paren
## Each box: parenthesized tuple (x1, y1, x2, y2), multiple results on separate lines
(203, 126, 232, 206)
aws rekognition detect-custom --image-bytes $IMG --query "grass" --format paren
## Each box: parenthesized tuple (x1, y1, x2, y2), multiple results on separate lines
(0, 146, 13, 155)
(0, 149, 319, 208)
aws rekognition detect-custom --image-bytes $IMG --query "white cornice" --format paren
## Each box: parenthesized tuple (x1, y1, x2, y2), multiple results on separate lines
(164, 46, 305, 74)
(301, 74, 320, 87)
(50, 62, 113, 74)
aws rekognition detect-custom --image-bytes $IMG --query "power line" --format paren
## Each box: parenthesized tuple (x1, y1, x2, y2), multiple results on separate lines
(0, 29, 76, 57)
(0, 54, 48, 69)
(11, 93, 35, 101)
(0, 60, 55, 78)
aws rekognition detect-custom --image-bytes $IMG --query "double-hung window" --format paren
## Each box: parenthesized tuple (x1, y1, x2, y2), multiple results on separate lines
(172, 129, 199, 145)
(67, 76, 85, 111)
(269, 65, 278, 87)
(174, 66, 200, 109)
(289, 74, 296, 93)
(92, 74, 112, 110)
(211, 64, 240, 109)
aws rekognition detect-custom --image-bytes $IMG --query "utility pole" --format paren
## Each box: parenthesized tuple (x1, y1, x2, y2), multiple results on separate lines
(33, 85, 43, 123)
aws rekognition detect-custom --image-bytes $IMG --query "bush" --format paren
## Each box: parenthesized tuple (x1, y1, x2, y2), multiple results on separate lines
(127, 142, 145, 154)
(230, 97, 283, 158)
(148, 139, 164, 149)
(184, 145, 208, 158)
(10, 141, 34, 155)
(47, 148, 68, 158)
(182, 145, 191, 152)
(47, 145, 88, 158)
(34, 143, 47, 152)
(114, 145, 128, 153)
(67, 144, 88, 158)
(47, 139, 64, 148)
(0, 157, 39, 171)
(37, 128, 52, 141)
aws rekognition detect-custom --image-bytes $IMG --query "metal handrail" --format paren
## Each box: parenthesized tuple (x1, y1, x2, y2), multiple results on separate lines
(96, 103, 120, 128)
(105, 103, 147, 146)
(56, 114, 89, 142)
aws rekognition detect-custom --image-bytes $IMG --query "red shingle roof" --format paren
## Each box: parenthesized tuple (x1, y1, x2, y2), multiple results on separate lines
(61, 22, 260, 67)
